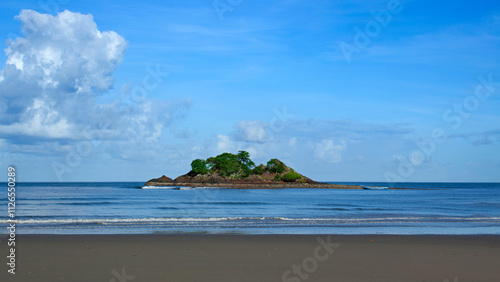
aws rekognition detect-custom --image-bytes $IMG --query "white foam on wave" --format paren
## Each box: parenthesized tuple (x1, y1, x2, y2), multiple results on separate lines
(141, 186, 177, 189)
(1, 217, 279, 224)
(2, 216, 499, 225)
(141, 186, 219, 190)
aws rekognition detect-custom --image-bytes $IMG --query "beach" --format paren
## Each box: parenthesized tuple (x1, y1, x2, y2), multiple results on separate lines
(2, 182, 499, 281)
(2, 234, 499, 281)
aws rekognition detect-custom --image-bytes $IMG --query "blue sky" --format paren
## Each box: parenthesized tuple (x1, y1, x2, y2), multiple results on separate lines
(1, 0, 499, 182)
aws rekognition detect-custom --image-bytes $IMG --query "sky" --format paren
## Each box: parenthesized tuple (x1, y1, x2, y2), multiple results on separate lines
(0, 0, 499, 182)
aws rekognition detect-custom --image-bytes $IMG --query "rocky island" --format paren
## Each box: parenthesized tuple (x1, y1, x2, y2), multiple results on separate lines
(145, 151, 363, 189)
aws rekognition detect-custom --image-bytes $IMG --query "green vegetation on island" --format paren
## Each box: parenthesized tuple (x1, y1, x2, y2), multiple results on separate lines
(144, 151, 369, 189)
(190, 151, 255, 178)
(142, 150, 326, 186)
(189, 151, 306, 182)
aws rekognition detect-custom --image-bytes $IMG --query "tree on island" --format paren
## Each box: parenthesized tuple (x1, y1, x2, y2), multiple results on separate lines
(266, 158, 285, 174)
(237, 150, 255, 169)
(189, 151, 303, 181)
(195, 151, 255, 178)
(190, 159, 208, 174)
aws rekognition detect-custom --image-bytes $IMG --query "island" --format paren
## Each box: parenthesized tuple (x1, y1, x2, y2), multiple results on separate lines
(145, 151, 363, 189)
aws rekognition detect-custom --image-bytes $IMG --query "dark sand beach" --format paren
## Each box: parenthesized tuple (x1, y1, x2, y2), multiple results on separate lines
(2, 234, 499, 281)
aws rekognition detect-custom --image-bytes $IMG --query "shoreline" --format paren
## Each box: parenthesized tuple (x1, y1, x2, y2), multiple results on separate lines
(144, 181, 362, 189)
(143, 181, 420, 189)
(2, 234, 499, 281)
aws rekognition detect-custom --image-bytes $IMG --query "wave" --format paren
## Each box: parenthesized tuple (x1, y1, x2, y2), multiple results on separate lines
(317, 203, 360, 207)
(142, 186, 178, 189)
(314, 207, 387, 211)
(58, 201, 114, 206)
(142, 186, 219, 190)
(0, 217, 275, 224)
(178, 201, 268, 205)
(2, 216, 500, 225)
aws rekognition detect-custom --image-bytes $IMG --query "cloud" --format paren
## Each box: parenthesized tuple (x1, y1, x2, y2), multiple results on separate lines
(286, 119, 414, 140)
(4, 9, 125, 93)
(313, 139, 347, 163)
(0, 98, 73, 139)
(471, 137, 493, 146)
(0, 10, 190, 156)
(210, 118, 414, 167)
(216, 134, 235, 153)
(230, 118, 413, 148)
(448, 129, 500, 146)
(234, 120, 268, 142)
(325, 14, 500, 67)
(0, 10, 126, 137)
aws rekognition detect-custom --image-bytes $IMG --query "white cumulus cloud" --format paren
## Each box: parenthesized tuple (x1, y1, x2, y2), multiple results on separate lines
(0, 9, 126, 138)
(0, 9, 190, 153)
(6, 9, 125, 93)
(216, 134, 235, 153)
(313, 139, 347, 163)
(235, 120, 268, 142)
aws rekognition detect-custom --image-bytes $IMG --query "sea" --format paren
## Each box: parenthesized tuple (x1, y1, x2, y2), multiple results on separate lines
(1, 182, 499, 235)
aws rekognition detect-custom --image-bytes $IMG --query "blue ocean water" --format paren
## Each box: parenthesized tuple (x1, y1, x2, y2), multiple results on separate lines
(1, 182, 499, 235)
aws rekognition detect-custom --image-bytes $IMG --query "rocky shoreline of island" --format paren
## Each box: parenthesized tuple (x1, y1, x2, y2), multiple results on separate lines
(144, 179, 364, 189)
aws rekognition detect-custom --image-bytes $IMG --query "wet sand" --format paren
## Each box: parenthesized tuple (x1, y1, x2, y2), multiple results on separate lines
(2, 234, 499, 281)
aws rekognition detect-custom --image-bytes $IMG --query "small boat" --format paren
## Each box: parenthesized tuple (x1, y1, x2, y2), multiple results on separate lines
(362, 185, 388, 190)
